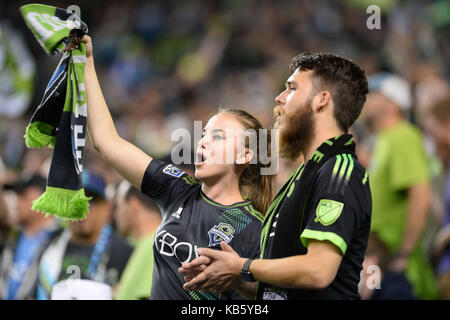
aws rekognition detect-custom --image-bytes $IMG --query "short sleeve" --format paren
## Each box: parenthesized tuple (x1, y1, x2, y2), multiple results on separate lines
(300, 154, 369, 255)
(389, 130, 430, 190)
(140, 159, 198, 212)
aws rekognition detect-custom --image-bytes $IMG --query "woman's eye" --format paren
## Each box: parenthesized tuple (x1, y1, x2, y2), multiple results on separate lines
(213, 134, 223, 140)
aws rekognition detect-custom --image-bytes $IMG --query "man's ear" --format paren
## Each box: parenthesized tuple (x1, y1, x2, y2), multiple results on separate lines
(314, 91, 332, 112)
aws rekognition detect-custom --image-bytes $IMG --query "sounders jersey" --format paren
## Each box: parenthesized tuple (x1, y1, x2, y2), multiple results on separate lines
(141, 159, 263, 300)
(261, 151, 372, 300)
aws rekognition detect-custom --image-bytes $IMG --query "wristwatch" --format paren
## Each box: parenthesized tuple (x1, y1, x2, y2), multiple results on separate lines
(241, 258, 255, 282)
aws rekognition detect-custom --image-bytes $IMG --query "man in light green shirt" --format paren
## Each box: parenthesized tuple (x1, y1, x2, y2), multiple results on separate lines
(363, 73, 437, 299)
(114, 181, 161, 300)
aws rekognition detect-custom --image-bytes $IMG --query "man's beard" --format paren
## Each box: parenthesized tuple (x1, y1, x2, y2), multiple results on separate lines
(274, 97, 315, 161)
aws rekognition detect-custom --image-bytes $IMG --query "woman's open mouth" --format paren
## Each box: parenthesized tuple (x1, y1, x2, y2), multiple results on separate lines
(195, 152, 208, 166)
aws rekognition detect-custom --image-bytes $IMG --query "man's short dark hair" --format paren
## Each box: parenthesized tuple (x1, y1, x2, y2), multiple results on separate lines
(125, 186, 159, 213)
(6, 174, 46, 194)
(290, 52, 369, 132)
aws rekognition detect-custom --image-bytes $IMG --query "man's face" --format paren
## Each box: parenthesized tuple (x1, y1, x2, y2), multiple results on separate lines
(69, 198, 109, 239)
(114, 193, 132, 237)
(274, 69, 316, 161)
(425, 116, 450, 167)
(16, 187, 41, 227)
(361, 92, 389, 133)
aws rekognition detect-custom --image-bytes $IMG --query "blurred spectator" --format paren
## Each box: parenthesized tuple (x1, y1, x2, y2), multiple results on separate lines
(362, 73, 437, 299)
(36, 170, 133, 300)
(0, 174, 62, 300)
(0, 187, 10, 254)
(114, 180, 162, 300)
(413, 62, 450, 127)
(360, 233, 416, 300)
(0, 157, 11, 253)
(0, 20, 35, 118)
(424, 96, 450, 299)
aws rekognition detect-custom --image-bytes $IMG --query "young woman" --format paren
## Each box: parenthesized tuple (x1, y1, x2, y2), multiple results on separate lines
(77, 35, 274, 299)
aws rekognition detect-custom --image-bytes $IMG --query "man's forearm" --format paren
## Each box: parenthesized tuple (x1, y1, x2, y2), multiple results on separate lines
(249, 256, 331, 290)
(400, 183, 431, 256)
(181, 241, 341, 295)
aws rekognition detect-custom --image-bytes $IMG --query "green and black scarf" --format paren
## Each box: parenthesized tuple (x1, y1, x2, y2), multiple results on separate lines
(20, 4, 90, 220)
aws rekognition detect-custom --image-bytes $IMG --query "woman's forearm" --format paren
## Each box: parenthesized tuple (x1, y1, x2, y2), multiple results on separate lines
(84, 56, 119, 152)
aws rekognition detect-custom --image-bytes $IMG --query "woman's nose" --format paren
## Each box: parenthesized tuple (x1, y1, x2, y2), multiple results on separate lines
(198, 134, 209, 148)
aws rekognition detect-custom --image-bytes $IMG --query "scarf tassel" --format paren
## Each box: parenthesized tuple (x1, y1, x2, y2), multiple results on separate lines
(24, 121, 56, 148)
(31, 186, 91, 221)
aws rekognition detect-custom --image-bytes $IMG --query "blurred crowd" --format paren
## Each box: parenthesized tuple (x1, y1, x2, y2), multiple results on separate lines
(0, 0, 449, 299)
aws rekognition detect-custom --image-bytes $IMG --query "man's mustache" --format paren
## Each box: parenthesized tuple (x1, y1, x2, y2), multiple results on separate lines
(273, 105, 284, 118)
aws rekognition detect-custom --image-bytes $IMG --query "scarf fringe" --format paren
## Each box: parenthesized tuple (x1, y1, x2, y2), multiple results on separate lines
(24, 121, 56, 148)
(32, 186, 91, 221)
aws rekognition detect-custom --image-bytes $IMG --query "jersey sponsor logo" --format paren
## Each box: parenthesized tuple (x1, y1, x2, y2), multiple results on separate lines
(171, 206, 183, 219)
(208, 223, 235, 246)
(162, 164, 184, 178)
(314, 199, 344, 226)
(154, 230, 198, 264)
(262, 288, 287, 300)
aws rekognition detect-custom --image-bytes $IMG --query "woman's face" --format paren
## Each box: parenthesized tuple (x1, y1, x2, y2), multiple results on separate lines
(194, 113, 249, 183)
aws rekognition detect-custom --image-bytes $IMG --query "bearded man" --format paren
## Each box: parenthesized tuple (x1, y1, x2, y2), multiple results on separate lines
(179, 52, 372, 300)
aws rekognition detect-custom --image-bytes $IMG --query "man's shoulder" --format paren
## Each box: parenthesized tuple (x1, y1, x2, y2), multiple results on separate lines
(382, 121, 425, 146)
(316, 154, 367, 192)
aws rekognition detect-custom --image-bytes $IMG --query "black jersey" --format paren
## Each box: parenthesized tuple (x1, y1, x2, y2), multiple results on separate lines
(260, 150, 372, 300)
(141, 159, 263, 300)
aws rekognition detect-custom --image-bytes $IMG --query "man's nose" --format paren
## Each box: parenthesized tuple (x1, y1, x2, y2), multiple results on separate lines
(275, 90, 287, 105)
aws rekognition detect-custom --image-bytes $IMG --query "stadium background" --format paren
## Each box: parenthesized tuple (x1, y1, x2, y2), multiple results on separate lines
(0, 0, 449, 299)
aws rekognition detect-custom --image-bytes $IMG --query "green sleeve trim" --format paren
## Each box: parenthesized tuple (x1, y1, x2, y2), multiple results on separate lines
(300, 229, 347, 255)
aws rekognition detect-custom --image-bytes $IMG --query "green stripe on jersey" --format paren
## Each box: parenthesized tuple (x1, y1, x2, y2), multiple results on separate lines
(345, 154, 354, 182)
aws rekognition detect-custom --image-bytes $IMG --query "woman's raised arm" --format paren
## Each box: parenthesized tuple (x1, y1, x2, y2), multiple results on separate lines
(81, 35, 152, 189)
